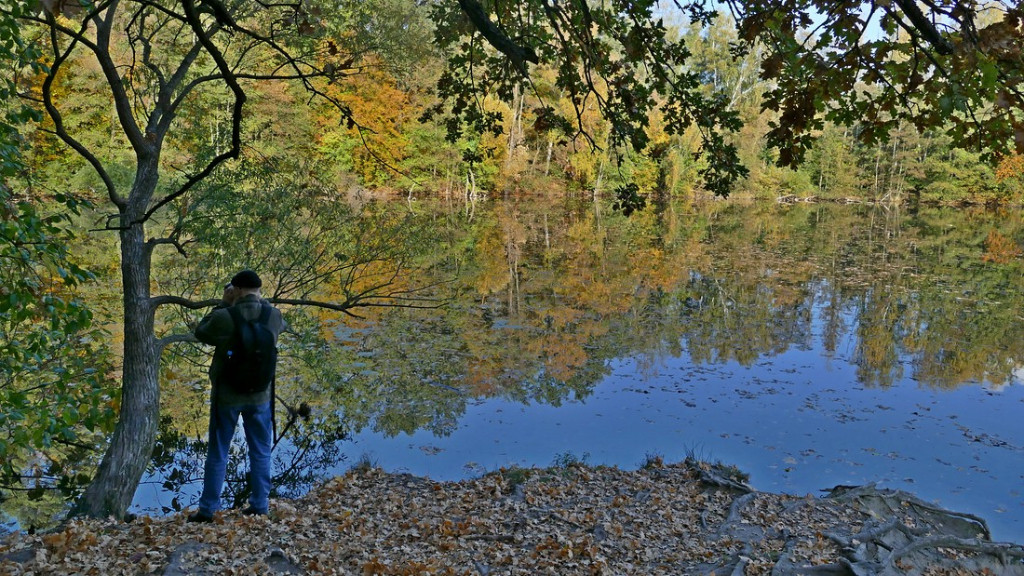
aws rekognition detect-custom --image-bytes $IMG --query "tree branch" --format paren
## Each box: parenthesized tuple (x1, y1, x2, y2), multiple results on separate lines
(157, 332, 198, 351)
(137, 0, 246, 226)
(90, 0, 150, 154)
(457, 0, 539, 75)
(39, 8, 125, 209)
(150, 295, 224, 310)
(150, 293, 443, 313)
(891, 0, 954, 55)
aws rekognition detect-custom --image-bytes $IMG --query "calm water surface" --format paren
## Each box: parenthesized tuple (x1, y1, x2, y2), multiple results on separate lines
(344, 283, 1024, 542)
(128, 199, 1024, 542)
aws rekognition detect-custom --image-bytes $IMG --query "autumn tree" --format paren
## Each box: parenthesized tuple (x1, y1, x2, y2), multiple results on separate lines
(433, 0, 1023, 197)
(429, 0, 747, 198)
(5, 0, 1024, 523)
(1, 3, 121, 517)
(721, 0, 1024, 167)
(0, 0, 444, 520)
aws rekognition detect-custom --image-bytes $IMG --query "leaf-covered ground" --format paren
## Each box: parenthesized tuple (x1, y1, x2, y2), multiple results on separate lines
(2, 460, 1022, 575)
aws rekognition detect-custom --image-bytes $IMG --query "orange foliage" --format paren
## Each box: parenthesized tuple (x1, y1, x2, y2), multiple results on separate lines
(981, 228, 1022, 264)
(538, 333, 587, 382)
(319, 57, 414, 185)
(995, 153, 1024, 182)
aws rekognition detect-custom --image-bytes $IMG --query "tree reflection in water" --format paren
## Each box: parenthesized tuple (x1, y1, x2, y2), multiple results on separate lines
(144, 407, 348, 514)
(109, 200, 1024, 541)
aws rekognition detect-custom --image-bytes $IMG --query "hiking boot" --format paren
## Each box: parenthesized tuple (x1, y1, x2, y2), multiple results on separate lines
(242, 506, 267, 516)
(187, 511, 214, 523)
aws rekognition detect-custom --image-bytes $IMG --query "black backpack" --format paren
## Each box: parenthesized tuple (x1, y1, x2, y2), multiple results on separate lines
(221, 303, 277, 394)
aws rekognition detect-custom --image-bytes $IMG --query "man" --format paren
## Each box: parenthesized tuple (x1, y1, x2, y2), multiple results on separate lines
(188, 269, 285, 523)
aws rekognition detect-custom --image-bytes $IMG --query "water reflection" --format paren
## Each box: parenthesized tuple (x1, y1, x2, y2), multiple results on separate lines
(137, 199, 1024, 543)
(432, 200, 1024, 392)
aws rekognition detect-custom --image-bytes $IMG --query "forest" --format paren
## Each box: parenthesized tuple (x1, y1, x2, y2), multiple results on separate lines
(1, 0, 1023, 527)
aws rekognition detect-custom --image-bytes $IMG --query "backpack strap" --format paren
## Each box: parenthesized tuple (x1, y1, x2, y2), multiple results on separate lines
(226, 305, 242, 326)
(257, 302, 272, 326)
(226, 305, 256, 352)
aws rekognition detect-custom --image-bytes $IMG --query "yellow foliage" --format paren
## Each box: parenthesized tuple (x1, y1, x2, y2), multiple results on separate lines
(472, 227, 511, 296)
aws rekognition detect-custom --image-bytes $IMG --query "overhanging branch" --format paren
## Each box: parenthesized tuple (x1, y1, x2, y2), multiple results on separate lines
(138, 0, 246, 226)
(150, 294, 444, 313)
(457, 0, 539, 75)
(891, 0, 954, 55)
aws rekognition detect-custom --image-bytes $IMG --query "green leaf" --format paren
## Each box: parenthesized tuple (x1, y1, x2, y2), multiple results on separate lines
(938, 95, 953, 114)
(979, 60, 998, 90)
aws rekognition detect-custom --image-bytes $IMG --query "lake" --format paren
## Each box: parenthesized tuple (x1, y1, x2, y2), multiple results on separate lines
(129, 198, 1024, 543)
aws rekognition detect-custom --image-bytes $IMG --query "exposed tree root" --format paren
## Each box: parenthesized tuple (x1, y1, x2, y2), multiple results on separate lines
(786, 485, 1024, 576)
(709, 482, 1024, 575)
(685, 457, 754, 494)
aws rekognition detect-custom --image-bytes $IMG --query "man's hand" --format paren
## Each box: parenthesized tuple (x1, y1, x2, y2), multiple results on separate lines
(223, 284, 238, 305)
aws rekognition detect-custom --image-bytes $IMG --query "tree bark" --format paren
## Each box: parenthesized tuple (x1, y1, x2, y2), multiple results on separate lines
(71, 164, 160, 519)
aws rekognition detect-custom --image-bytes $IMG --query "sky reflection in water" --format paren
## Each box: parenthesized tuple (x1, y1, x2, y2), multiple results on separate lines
(345, 287, 1024, 543)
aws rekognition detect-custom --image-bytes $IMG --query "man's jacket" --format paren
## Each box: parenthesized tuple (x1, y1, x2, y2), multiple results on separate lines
(195, 293, 286, 406)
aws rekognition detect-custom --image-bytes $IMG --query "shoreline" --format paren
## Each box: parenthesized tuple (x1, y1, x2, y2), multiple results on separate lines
(2, 459, 1022, 575)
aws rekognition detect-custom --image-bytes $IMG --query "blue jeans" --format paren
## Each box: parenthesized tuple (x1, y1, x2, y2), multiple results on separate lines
(197, 400, 273, 515)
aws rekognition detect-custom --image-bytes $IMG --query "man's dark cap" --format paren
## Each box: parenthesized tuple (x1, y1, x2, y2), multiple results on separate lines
(230, 269, 262, 289)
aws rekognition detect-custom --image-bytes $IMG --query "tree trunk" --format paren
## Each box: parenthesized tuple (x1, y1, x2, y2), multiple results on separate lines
(72, 166, 160, 519)
(505, 84, 523, 170)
